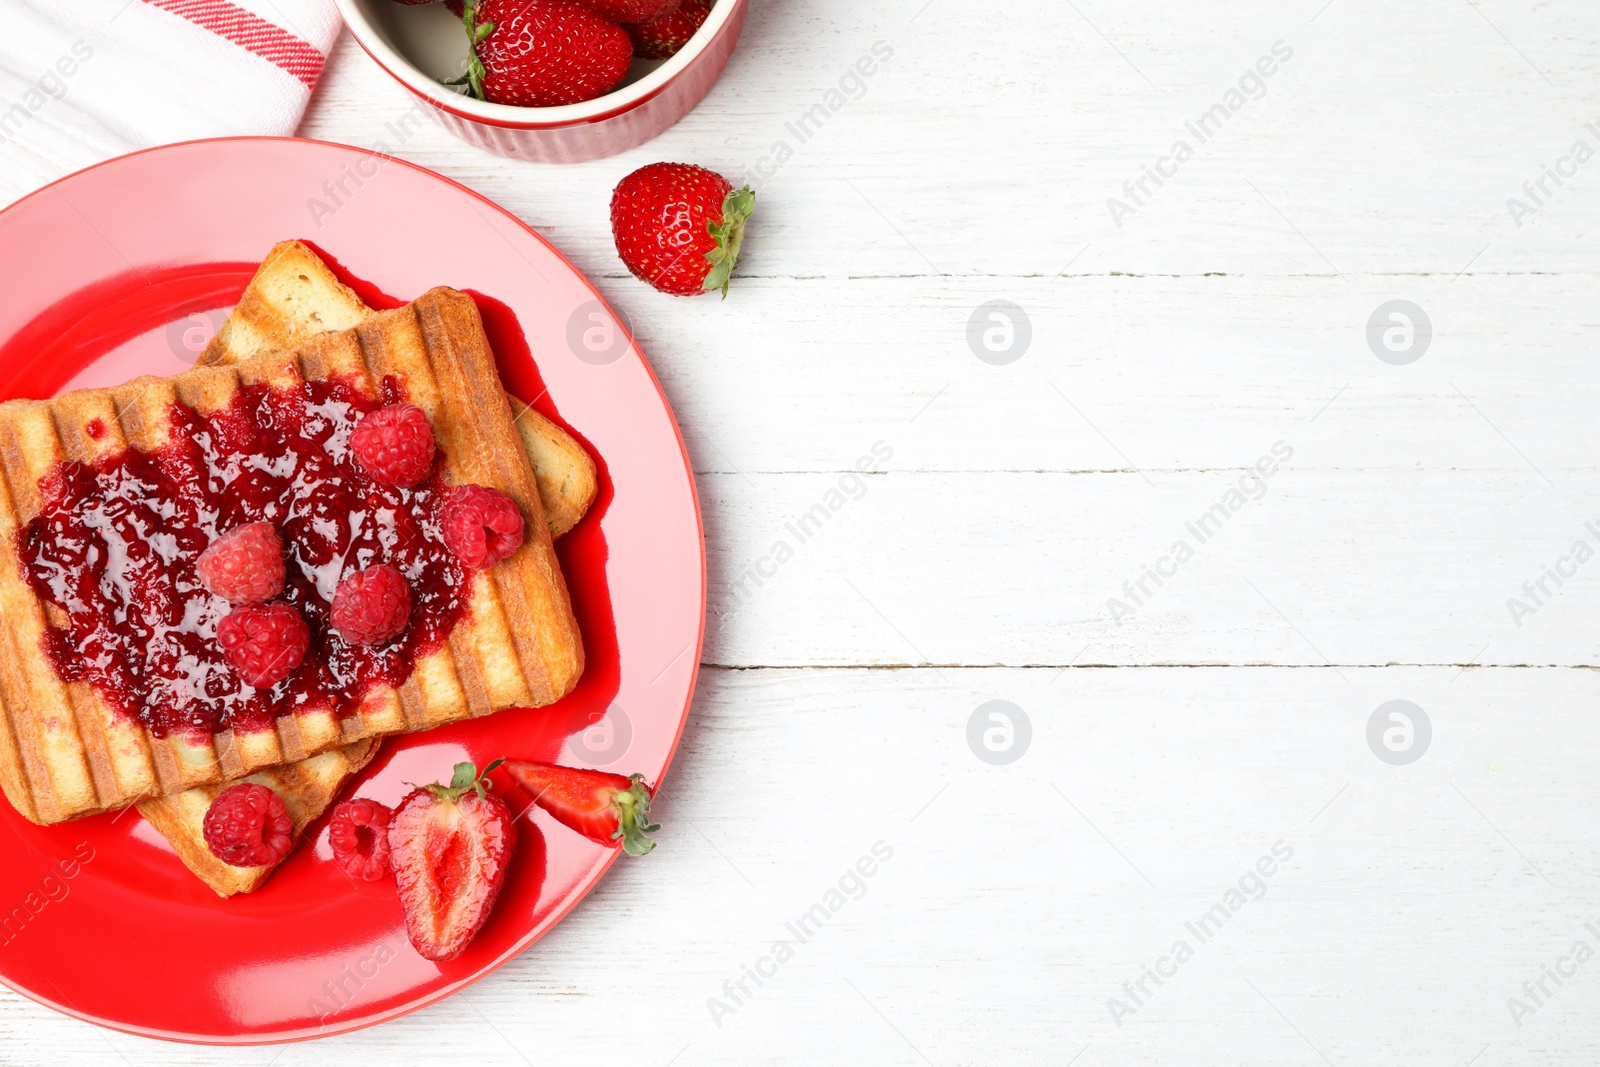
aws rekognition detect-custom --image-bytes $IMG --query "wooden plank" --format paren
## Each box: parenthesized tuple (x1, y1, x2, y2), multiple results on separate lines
(639, 273, 1600, 478)
(702, 467, 1600, 667)
(3, 666, 1594, 1064)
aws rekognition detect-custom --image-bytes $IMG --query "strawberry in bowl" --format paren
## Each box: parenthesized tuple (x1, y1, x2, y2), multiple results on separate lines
(454, 0, 634, 108)
(626, 0, 713, 60)
(579, 0, 679, 20)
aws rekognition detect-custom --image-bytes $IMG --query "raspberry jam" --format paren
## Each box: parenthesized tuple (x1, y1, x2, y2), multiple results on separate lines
(17, 377, 469, 739)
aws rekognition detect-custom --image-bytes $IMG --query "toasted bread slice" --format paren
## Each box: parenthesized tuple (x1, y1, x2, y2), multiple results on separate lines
(203, 241, 597, 539)
(143, 244, 601, 895)
(137, 739, 380, 897)
(0, 288, 584, 825)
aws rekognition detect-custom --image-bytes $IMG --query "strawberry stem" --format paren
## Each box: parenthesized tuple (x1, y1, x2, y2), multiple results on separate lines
(611, 774, 661, 856)
(451, 1, 491, 102)
(703, 186, 756, 299)
(420, 760, 501, 803)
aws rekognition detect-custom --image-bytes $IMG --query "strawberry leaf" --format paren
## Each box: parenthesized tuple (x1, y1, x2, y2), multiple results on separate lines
(423, 760, 500, 802)
(453, 1, 491, 101)
(609, 773, 661, 857)
(702, 185, 756, 299)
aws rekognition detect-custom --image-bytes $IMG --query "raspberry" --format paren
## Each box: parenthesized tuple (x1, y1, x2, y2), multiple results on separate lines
(217, 602, 310, 688)
(328, 798, 395, 881)
(330, 564, 413, 646)
(195, 522, 285, 604)
(203, 782, 294, 868)
(440, 485, 525, 569)
(351, 404, 436, 488)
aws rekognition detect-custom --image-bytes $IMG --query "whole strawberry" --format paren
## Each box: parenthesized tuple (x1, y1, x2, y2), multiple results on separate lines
(455, 0, 633, 108)
(625, 0, 710, 60)
(611, 163, 755, 297)
(388, 761, 515, 961)
(579, 0, 678, 21)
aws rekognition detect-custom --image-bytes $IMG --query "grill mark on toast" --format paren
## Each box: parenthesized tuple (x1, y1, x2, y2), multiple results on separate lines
(415, 293, 543, 704)
(6, 406, 96, 819)
(0, 682, 35, 822)
(356, 307, 490, 725)
(397, 673, 439, 731)
(213, 728, 245, 781)
(115, 375, 224, 796)
(24, 399, 118, 818)
(44, 400, 126, 811)
(277, 710, 309, 763)
(419, 291, 584, 705)
(0, 443, 49, 824)
(447, 602, 498, 716)
(167, 361, 249, 805)
(187, 376, 287, 773)
(350, 316, 419, 733)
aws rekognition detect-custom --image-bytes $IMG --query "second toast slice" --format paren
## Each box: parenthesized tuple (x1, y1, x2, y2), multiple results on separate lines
(137, 739, 382, 897)
(203, 241, 598, 539)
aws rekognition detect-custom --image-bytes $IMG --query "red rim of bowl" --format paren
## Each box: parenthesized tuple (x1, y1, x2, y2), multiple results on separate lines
(0, 135, 708, 1045)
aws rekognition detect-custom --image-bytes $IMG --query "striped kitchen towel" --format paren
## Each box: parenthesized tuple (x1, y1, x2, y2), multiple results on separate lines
(0, 0, 340, 206)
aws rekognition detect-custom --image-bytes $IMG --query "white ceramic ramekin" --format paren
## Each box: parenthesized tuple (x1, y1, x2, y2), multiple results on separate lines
(334, 0, 748, 163)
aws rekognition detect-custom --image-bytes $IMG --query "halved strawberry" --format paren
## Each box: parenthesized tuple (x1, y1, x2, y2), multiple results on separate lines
(502, 760, 659, 856)
(388, 761, 515, 961)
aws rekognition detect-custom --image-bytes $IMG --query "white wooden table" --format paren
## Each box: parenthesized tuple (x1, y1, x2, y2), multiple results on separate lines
(6, 0, 1600, 1062)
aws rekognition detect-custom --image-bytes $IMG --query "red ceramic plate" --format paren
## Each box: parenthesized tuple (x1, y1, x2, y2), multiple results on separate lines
(0, 138, 704, 1044)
